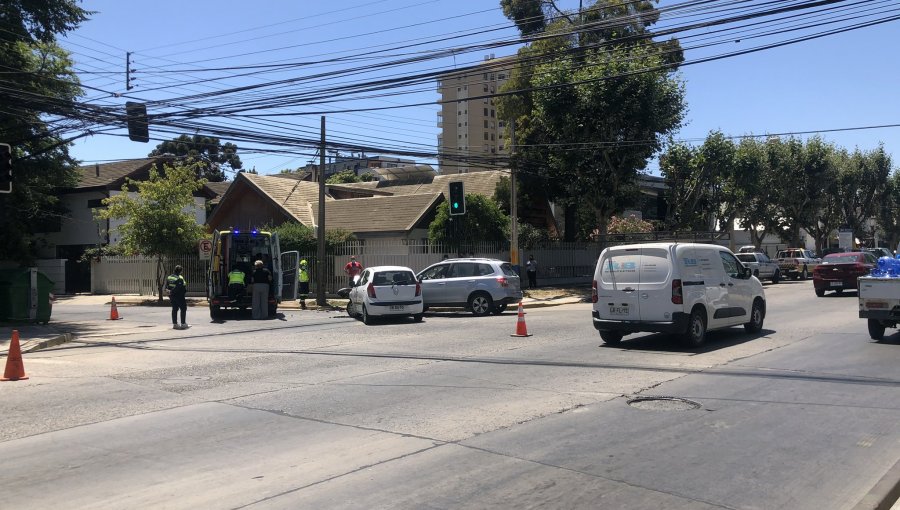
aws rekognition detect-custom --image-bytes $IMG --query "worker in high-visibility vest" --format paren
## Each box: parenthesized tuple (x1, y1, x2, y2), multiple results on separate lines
(228, 265, 246, 302)
(298, 259, 310, 309)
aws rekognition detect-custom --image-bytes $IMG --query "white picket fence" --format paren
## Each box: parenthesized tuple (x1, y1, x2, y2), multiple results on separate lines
(89, 233, 729, 296)
(91, 255, 207, 296)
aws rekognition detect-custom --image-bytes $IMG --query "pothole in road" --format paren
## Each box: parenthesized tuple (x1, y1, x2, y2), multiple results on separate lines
(627, 396, 701, 411)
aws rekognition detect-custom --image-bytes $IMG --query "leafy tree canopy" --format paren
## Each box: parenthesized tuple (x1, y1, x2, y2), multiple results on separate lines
(271, 222, 356, 253)
(429, 194, 509, 244)
(326, 170, 376, 184)
(149, 134, 242, 182)
(0, 0, 90, 263)
(497, 0, 685, 240)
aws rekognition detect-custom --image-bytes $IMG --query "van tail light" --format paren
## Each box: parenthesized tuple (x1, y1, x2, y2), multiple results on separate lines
(367, 285, 377, 299)
(591, 280, 598, 304)
(496, 276, 508, 288)
(415, 282, 421, 296)
(672, 279, 683, 304)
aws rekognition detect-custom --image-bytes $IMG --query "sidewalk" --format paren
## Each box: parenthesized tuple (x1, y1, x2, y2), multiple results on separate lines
(1, 287, 589, 356)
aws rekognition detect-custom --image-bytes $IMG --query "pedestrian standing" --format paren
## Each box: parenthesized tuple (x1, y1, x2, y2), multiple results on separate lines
(526, 254, 538, 289)
(298, 259, 310, 309)
(344, 255, 363, 286)
(166, 265, 188, 329)
(250, 259, 272, 319)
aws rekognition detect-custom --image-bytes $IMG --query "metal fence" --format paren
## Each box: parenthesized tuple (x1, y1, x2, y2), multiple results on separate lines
(89, 232, 729, 297)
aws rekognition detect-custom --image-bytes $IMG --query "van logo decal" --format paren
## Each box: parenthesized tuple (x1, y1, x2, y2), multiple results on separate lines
(607, 261, 637, 272)
(683, 258, 698, 267)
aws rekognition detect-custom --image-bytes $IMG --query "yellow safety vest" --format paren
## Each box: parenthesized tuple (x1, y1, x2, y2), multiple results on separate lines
(298, 267, 309, 283)
(228, 270, 245, 285)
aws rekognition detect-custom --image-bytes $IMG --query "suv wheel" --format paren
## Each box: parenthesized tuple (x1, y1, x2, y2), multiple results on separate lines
(468, 293, 493, 316)
(682, 308, 707, 347)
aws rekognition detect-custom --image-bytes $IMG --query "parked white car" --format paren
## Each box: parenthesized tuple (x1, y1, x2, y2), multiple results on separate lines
(592, 243, 766, 346)
(348, 266, 424, 325)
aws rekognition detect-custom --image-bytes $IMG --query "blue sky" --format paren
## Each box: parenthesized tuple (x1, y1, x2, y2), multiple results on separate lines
(61, 0, 900, 177)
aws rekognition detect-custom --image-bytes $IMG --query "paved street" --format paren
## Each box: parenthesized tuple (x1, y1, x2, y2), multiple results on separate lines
(1, 280, 899, 509)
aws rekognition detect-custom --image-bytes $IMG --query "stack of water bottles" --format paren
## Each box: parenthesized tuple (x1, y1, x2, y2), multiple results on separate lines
(870, 255, 900, 277)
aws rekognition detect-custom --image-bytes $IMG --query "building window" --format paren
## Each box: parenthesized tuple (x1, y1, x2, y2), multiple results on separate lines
(484, 120, 488, 128)
(483, 73, 488, 80)
(490, 110, 495, 118)
(458, 123, 462, 127)
(483, 86, 488, 93)
(457, 87, 461, 92)
(458, 111, 461, 116)
(483, 98, 488, 104)
(458, 135, 462, 139)
(484, 108, 488, 116)
(499, 73, 506, 79)
(491, 133, 495, 141)
(498, 121, 505, 128)
(491, 147, 496, 154)
(484, 132, 489, 140)
(464, 85, 468, 90)
(490, 73, 495, 80)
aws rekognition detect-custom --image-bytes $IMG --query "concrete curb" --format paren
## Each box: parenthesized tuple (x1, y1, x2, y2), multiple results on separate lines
(853, 456, 900, 510)
(20, 333, 74, 354)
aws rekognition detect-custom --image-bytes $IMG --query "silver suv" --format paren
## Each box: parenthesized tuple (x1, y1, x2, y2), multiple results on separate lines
(416, 258, 523, 316)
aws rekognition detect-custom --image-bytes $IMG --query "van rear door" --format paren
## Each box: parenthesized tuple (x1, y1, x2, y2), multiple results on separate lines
(595, 247, 642, 321)
(635, 246, 674, 322)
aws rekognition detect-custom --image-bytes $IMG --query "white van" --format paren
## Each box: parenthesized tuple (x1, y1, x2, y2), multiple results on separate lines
(592, 243, 766, 346)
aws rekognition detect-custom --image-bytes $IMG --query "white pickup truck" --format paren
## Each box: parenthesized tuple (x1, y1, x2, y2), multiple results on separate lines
(858, 276, 900, 340)
(736, 252, 781, 283)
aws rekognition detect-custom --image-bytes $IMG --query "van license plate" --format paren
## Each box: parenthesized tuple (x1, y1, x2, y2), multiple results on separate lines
(390, 305, 405, 311)
(609, 306, 630, 316)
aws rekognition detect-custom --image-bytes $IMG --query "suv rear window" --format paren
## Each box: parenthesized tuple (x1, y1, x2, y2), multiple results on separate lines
(476, 263, 494, 276)
(736, 254, 756, 263)
(500, 263, 518, 277)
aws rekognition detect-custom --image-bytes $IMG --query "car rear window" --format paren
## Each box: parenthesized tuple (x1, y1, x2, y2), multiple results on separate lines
(372, 270, 416, 286)
(736, 254, 756, 263)
(823, 255, 860, 264)
(640, 248, 672, 284)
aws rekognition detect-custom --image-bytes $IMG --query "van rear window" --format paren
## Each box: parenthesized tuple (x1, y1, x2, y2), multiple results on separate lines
(599, 252, 641, 284)
(640, 248, 672, 284)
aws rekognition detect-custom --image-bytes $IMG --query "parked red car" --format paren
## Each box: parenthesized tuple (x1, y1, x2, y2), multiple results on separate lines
(812, 252, 877, 296)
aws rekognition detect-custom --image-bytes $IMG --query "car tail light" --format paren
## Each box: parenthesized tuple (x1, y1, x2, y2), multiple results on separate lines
(367, 285, 377, 299)
(854, 263, 867, 275)
(671, 279, 683, 304)
(415, 282, 421, 296)
(591, 280, 598, 303)
(496, 276, 508, 287)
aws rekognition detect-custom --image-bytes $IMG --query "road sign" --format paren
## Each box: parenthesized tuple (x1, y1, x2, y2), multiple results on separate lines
(198, 239, 213, 261)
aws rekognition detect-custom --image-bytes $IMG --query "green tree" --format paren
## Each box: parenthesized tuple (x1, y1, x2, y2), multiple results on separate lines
(326, 170, 377, 184)
(428, 195, 509, 245)
(498, 0, 685, 240)
(836, 145, 892, 237)
(0, 0, 89, 263)
(149, 134, 242, 182)
(731, 137, 780, 248)
(660, 132, 736, 231)
(877, 171, 900, 252)
(272, 222, 356, 253)
(607, 214, 654, 234)
(798, 140, 842, 254)
(96, 163, 206, 300)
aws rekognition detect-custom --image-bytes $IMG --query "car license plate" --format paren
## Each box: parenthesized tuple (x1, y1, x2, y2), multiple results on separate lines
(609, 306, 630, 316)
(830, 281, 842, 288)
(390, 305, 405, 311)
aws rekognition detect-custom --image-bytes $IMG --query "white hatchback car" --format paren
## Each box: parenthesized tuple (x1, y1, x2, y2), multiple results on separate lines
(348, 266, 424, 325)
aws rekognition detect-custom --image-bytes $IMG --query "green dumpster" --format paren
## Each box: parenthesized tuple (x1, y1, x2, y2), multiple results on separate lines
(0, 268, 54, 323)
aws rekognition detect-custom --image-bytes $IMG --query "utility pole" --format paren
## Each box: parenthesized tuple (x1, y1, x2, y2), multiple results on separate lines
(317, 116, 326, 306)
(510, 120, 519, 272)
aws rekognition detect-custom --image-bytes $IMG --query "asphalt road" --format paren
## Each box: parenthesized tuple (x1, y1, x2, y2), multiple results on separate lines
(1, 279, 899, 509)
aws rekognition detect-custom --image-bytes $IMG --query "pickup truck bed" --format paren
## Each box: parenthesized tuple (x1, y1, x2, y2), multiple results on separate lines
(858, 276, 900, 340)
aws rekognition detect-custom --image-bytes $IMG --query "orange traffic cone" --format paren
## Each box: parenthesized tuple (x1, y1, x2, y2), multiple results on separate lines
(108, 296, 121, 320)
(2, 330, 29, 381)
(510, 301, 532, 337)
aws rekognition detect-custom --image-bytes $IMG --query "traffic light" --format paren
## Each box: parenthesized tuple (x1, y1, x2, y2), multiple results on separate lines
(125, 101, 149, 143)
(448, 181, 465, 215)
(0, 143, 11, 194)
